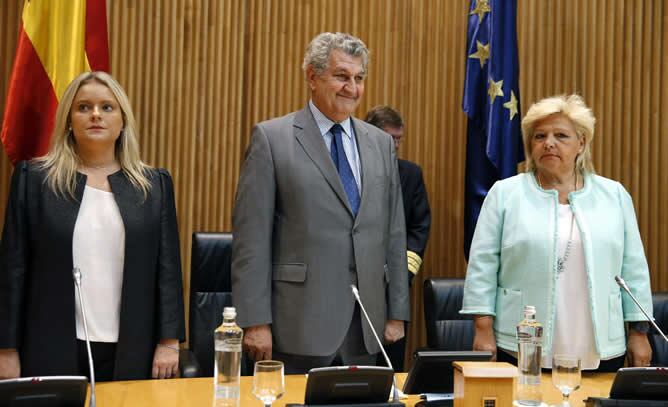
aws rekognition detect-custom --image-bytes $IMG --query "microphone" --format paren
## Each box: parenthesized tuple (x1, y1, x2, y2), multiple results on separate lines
(73, 268, 96, 407)
(615, 275, 668, 343)
(350, 284, 400, 403)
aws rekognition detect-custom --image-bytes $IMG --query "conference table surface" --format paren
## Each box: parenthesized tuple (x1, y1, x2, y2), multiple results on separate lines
(92, 372, 615, 406)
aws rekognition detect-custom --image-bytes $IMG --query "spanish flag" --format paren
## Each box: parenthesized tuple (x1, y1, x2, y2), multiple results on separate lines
(1, 0, 109, 164)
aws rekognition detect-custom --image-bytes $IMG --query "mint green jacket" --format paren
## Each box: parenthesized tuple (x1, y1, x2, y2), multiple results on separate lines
(460, 172, 653, 358)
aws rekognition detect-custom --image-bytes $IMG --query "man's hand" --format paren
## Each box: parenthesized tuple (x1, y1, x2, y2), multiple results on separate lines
(244, 324, 272, 361)
(384, 319, 405, 344)
(627, 331, 652, 367)
(473, 316, 497, 361)
(0, 349, 20, 379)
(152, 339, 179, 379)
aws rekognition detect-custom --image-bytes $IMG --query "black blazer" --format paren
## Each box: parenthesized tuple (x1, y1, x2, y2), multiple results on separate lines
(398, 159, 431, 260)
(0, 161, 185, 380)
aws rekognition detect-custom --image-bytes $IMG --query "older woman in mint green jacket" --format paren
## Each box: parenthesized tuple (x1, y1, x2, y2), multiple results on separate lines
(461, 94, 653, 371)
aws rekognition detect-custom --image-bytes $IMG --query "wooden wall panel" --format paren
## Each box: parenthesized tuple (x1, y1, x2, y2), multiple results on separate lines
(1, 0, 667, 362)
(105, 0, 246, 337)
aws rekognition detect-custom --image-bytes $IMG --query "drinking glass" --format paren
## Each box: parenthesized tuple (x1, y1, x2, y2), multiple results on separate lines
(252, 360, 285, 407)
(551, 355, 581, 406)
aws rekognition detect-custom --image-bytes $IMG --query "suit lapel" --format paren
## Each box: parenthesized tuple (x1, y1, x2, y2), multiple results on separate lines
(108, 171, 142, 240)
(293, 106, 353, 215)
(352, 118, 373, 223)
(56, 173, 87, 252)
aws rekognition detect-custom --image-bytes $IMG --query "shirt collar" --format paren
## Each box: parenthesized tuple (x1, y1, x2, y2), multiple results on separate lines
(309, 100, 354, 139)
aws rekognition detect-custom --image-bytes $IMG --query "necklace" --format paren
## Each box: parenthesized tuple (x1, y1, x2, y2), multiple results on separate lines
(536, 171, 577, 274)
(82, 161, 118, 171)
(557, 212, 575, 274)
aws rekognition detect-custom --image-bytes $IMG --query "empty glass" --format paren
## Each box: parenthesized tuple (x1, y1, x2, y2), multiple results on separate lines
(551, 355, 581, 406)
(252, 360, 285, 407)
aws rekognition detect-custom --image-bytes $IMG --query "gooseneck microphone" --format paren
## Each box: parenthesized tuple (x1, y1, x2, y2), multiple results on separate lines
(73, 268, 96, 407)
(615, 275, 668, 343)
(350, 285, 400, 403)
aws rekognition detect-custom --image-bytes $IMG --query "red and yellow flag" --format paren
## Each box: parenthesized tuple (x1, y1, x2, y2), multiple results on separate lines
(1, 0, 109, 164)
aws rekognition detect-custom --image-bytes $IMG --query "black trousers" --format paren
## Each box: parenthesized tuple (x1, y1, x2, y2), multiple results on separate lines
(77, 340, 117, 382)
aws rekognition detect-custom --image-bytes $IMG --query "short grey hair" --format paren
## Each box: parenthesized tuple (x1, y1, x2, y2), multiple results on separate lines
(302, 32, 369, 76)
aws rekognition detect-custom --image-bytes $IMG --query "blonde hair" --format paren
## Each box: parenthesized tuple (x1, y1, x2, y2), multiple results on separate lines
(35, 71, 152, 199)
(521, 94, 596, 174)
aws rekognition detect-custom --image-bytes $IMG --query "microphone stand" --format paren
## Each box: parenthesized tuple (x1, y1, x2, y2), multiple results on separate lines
(615, 275, 668, 342)
(73, 268, 96, 407)
(351, 285, 400, 403)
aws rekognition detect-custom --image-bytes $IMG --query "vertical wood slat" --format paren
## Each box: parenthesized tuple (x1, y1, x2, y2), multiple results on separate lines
(0, 0, 667, 359)
(107, 0, 246, 339)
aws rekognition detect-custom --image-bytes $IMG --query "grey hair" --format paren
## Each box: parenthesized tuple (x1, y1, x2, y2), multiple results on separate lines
(302, 32, 370, 76)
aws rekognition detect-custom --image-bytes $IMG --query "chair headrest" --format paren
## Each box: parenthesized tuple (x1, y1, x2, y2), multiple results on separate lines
(652, 292, 668, 333)
(424, 278, 467, 322)
(190, 232, 233, 293)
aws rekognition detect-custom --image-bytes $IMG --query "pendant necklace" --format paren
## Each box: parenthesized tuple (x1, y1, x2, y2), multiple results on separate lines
(537, 171, 577, 274)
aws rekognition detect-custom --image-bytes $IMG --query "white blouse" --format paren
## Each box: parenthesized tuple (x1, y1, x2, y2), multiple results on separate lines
(72, 185, 125, 343)
(545, 204, 602, 369)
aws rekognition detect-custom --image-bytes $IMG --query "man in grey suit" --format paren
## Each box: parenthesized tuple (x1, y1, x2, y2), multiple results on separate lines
(232, 32, 409, 373)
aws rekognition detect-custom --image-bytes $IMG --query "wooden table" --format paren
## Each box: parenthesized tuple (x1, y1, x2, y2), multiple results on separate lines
(92, 372, 615, 406)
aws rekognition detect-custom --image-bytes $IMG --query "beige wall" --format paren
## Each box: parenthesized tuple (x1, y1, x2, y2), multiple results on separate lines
(1, 0, 667, 359)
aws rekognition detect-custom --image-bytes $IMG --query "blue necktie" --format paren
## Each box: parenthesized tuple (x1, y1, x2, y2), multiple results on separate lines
(330, 124, 360, 216)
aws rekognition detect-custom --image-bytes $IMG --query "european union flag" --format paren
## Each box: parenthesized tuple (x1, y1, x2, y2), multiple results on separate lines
(463, 0, 524, 260)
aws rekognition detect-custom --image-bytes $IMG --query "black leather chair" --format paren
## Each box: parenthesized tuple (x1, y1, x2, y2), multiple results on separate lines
(423, 278, 475, 351)
(650, 292, 668, 366)
(188, 232, 234, 376)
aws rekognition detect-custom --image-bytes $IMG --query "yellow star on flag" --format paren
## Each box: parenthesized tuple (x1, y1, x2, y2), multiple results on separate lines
(470, 0, 491, 22)
(503, 90, 518, 120)
(469, 41, 490, 68)
(488, 78, 504, 104)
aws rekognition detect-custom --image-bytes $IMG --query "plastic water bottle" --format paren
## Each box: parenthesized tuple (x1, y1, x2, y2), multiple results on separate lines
(214, 307, 243, 407)
(515, 305, 543, 406)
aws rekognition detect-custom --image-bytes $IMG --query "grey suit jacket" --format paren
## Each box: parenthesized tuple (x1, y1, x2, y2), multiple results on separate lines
(232, 106, 409, 356)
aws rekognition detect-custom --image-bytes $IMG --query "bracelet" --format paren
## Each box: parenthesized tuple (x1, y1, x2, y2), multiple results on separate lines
(157, 343, 180, 352)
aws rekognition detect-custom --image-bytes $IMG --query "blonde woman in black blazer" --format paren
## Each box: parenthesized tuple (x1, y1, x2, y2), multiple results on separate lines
(0, 72, 185, 381)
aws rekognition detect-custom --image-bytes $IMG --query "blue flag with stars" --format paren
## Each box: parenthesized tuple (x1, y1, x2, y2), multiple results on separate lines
(463, 0, 525, 260)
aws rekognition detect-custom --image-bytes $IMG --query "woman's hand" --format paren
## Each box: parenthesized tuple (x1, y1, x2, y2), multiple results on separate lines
(473, 316, 497, 361)
(627, 331, 652, 367)
(152, 339, 179, 379)
(0, 349, 20, 379)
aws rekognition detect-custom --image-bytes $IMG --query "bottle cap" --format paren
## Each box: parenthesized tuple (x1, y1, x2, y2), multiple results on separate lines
(223, 307, 236, 319)
(524, 305, 536, 316)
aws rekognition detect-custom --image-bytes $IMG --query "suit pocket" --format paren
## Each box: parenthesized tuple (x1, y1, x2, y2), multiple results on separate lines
(608, 292, 625, 340)
(494, 287, 523, 336)
(272, 263, 307, 283)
